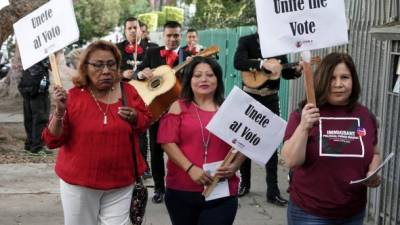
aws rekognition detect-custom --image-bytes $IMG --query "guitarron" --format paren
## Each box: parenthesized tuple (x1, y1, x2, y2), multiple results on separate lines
(241, 56, 321, 88)
(129, 45, 219, 123)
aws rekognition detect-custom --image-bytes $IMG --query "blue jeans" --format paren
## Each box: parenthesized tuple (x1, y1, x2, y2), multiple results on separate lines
(287, 201, 365, 225)
(165, 188, 238, 225)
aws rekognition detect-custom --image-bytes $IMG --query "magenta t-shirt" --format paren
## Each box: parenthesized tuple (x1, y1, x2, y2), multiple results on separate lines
(157, 100, 239, 195)
(284, 103, 378, 219)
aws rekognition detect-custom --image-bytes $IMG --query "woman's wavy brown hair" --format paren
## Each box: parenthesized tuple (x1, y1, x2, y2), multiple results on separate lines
(299, 52, 361, 111)
(72, 40, 122, 87)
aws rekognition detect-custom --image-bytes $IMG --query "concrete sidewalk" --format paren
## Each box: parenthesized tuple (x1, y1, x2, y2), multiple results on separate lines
(0, 162, 291, 225)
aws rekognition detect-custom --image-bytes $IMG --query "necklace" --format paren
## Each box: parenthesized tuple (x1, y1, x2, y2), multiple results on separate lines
(88, 87, 111, 125)
(193, 102, 211, 163)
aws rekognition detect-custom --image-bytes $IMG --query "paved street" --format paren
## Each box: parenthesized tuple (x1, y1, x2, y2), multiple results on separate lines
(0, 112, 375, 225)
(0, 162, 291, 225)
(0, 111, 291, 225)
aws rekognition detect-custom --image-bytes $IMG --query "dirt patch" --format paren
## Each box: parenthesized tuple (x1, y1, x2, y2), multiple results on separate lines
(0, 97, 56, 164)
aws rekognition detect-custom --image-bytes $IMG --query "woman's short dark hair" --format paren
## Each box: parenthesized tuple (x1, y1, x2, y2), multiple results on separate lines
(299, 52, 361, 110)
(181, 57, 224, 106)
(72, 40, 121, 87)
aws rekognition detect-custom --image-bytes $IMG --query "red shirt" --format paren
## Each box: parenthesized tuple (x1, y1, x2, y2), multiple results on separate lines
(157, 100, 239, 195)
(42, 83, 151, 190)
(284, 103, 378, 219)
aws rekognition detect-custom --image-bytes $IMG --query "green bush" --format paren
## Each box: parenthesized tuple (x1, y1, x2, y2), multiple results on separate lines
(138, 13, 158, 32)
(155, 11, 166, 27)
(162, 6, 184, 24)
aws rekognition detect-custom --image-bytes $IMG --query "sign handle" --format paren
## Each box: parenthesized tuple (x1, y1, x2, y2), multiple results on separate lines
(49, 53, 63, 87)
(301, 51, 316, 104)
(202, 148, 238, 198)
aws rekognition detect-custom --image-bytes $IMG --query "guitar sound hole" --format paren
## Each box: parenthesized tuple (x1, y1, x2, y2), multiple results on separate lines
(150, 79, 161, 89)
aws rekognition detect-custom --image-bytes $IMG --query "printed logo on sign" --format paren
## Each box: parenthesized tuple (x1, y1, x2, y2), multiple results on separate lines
(356, 127, 366, 137)
(319, 117, 365, 158)
(295, 40, 313, 48)
(232, 138, 245, 149)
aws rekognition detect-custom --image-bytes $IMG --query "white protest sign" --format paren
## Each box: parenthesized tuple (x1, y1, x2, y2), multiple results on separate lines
(0, 0, 9, 10)
(255, 0, 348, 57)
(13, 0, 79, 70)
(206, 86, 287, 165)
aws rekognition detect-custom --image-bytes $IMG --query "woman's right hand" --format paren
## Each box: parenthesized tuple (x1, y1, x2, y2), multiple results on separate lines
(188, 165, 213, 186)
(53, 86, 67, 115)
(299, 103, 320, 131)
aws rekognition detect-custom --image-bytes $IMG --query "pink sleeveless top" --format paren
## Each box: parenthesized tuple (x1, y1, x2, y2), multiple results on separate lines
(158, 99, 239, 195)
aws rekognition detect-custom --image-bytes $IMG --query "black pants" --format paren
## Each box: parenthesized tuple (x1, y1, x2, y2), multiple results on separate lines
(165, 188, 238, 225)
(21, 93, 50, 152)
(138, 132, 149, 167)
(149, 121, 165, 193)
(239, 93, 281, 197)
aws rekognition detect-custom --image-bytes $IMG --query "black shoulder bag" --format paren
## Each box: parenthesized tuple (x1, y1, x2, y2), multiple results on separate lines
(120, 82, 148, 225)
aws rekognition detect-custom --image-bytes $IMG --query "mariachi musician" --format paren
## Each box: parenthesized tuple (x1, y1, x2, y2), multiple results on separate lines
(233, 32, 302, 206)
(134, 20, 189, 204)
(117, 17, 158, 179)
(117, 17, 158, 81)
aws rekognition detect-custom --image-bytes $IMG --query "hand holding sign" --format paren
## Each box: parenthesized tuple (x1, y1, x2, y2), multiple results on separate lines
(202, 149, 238, 198)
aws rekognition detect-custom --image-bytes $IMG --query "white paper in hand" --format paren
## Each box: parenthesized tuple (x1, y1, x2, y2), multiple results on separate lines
(350, 152, 395, 184)
(203, 161, 229, 201)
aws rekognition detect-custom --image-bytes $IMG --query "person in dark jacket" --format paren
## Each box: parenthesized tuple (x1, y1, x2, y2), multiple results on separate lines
(18, 59, 51, 155)
(135, 20, 189, 204)
(233, 32, 302, 206)
(182, 28, 204, 56)
(117, 17, 158, 81)
(117, 17, 158, 179)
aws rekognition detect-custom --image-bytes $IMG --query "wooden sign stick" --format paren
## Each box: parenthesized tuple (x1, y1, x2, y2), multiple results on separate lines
(301, 51, 316, 104)
(49, 53, 63, 87)
(202, 148, 238, 198)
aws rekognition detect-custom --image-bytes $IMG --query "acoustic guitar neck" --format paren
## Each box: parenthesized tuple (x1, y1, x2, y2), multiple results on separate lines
(172, 45, 220, 73)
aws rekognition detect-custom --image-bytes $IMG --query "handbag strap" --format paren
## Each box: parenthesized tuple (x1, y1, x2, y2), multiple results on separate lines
(120, 82, 140, 181)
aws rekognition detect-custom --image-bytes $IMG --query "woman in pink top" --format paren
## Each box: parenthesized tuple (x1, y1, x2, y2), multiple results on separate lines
(158, 57, 246, 225)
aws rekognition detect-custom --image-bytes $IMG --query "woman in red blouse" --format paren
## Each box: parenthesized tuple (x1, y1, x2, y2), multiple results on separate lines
(158, 57, 246, 225)
(42, 40, 151, 225)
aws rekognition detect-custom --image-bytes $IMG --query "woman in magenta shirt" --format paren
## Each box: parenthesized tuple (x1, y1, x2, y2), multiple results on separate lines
(282, 53, 381, 225)
(158, 57, 246, 225)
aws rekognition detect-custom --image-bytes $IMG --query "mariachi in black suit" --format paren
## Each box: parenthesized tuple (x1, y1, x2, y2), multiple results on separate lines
(136, 46, 188, 196)
(136, 46, 188, 73)
(234, 33, 301, 202)
(117, 39, 158, 175)
(117, 39, 158, 76)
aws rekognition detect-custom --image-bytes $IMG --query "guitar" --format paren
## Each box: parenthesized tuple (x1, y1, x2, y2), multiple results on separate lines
(241, 56, 321, 88)
(129, 45, 219, 124)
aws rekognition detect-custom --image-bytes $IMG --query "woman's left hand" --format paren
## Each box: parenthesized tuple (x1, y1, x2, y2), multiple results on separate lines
(118, 106, 137, 124)
(363, 171, 381, 188)
(215, 164, 238, 179)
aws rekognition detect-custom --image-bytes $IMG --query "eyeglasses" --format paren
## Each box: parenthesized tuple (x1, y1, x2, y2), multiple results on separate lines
(87, 61, 117, 71)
